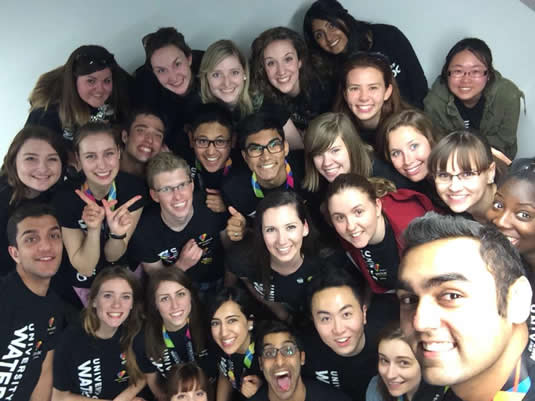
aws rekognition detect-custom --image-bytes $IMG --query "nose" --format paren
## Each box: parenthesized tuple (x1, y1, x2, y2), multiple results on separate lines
(111, 295, 121, 308)
(220, 322, 229, 338)
(276, 230, 287, 245)
(223, 74, 231, 88)
(332, 316, 343, 335)
(322, 153, 332, 167)
(275, 63, 283, 76)
(144, 132, 154, 144)
(413, 298, 440, 332)
(96, 155, 106, 170)
(403, 152, 414, 166)
(385, 363, 398, 380)
(275, 349, 285, 366)
(346, 215, 357, 232)
(358, 88, 369, 101)
(448, 175, 463, 191)
(325, 29, 334, 42)
(493, 209, 512, 229)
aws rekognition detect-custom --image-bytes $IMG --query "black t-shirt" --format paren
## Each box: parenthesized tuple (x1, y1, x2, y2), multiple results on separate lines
(133, 323, 217, 380)
(221, 151, 305, 217)
(133, 66, 202, 159)
(302, 326, 378, 401)
(454, 95, 485, 130)
(54, 325, 130, 399)
(191, 149, 246, 193)
(260, 78, 333, 132)
(216, 344, 261, 391)
(233, 257, 322, 316)
(250, 377, 351, 401)
(0, 272, 64, 401)
(129, 193, 226, 284)
(52, 172, 146, 288)
(359, 217, 400, 291)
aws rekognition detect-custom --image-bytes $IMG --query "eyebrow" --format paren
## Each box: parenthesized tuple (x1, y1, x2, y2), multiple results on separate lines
(225, 314, 241, 320)
(316, 304, 353, 315)
(81, 147, 116, 155)
(398, 273, 469, 292)
(134, 123, 164, 134)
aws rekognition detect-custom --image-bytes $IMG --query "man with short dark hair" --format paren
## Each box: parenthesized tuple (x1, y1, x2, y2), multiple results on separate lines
(251, 320, 350, 401)
(398, 213, 535, 401)
(302, 268, 378, 401)
(0, 203, 64, 400)
(221, 112, 304, 241)
(120, 108, 166, 178)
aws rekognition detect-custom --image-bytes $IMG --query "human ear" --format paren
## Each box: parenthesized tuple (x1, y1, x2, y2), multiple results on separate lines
(121, 130, 128, 145)
(384, 84, 393, 101)
(506, 276, 532, 324)
(7, 246, 19, 264)
(487, 161, 496, 184)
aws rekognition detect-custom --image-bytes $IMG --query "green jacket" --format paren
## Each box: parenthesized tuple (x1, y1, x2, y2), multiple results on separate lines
(424, 71, 525, 159)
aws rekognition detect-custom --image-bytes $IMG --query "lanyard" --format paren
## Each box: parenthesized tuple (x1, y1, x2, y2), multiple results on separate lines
(195, 158, 232, 190)
(493, 355, 531, 401)
(227, 342, 255, 389)
(162, 324, 195, 364)
(251, 160, 294, 198)
(81, 181, 117, 210)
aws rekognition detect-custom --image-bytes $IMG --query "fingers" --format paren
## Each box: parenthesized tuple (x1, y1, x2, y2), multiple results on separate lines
(75, 189, 96, 205)
(205, 188, 220, 194)
(228, 206, 239, 216)
(206, 193, 225, 213)
(105, 195, 142, 213)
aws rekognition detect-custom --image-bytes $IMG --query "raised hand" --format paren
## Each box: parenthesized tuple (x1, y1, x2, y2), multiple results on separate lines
(102, 195, 142, 237)
(75, 189, 105, 230)
(205, 188, 226, 213)
(241, 375, 262, 398)
(226, 206, 246, 241)
(175, 238, 203, 271)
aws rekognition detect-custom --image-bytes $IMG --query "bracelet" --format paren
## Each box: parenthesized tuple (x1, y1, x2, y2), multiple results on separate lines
(109, 232, 127, 240)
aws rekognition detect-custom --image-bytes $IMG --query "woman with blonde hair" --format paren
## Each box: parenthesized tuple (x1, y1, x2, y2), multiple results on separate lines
(52, 266, 146, 400)
(199, 39, 253, 122)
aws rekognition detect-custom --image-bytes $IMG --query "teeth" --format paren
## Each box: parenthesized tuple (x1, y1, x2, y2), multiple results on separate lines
(357, 105, 373, 112)
(206, 157, 219, 161)
(277, 246, 291, 253)
(173, 202, 186, 208)
(38, 257, 53, 261)
(221, 88, 236, 93)
(95, 171, 110, 177)
(350, 231, 362, 238)
(222, 338, 235, 345)
(274, 371, 289, 377)
(422, 342, 454, 352)
(277, 76, 291, 83)
(171, 311, 183, 317)
(506, 236, 519, 245)
(139, 146, 152, 152)
(335, 337, 349, 343)
(261, 163, 275, 169)
(108, 312, 122, 317)
(329, 39, 340, 48)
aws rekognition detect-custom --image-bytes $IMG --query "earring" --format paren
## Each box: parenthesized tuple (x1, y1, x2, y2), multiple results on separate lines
(243, 76, 247, 81)
(249, 324, 253, 331)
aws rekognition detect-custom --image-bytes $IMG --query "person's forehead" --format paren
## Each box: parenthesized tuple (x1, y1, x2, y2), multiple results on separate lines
(313, 285, 361, 308)
(154, 168, 189, 185)
(399, 237, 490, 286)
(131, 113, 164, 131)
(194, 121, 231, 138)
(245, 128, 281, 145)
(263, 331, 294, 346)
(17, 215, 59, 235)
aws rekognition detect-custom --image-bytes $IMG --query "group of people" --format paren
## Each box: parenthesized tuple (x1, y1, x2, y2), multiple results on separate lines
(1, 0, 531, 400)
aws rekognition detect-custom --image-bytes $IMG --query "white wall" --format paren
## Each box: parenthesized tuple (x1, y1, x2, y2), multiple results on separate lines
(2, 0, 533, 158)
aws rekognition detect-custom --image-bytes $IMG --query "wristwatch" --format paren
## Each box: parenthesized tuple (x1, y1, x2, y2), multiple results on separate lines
(109, 232, 127, 240)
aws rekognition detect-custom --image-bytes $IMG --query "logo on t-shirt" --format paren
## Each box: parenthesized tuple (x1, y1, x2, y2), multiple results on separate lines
(78, 358, 103, 397)
(315, 370, 341, 388)
(197, 233, 214, 265)
(0, 323, 36, 399)
(115, 370, 128, 383)
(47, 316, 56, 335)
(360, 250, 388, 281)
(158, 248, 179, 264)
(390, 62, 401, 78)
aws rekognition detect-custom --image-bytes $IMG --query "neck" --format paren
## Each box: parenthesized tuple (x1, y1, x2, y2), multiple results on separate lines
(161, 207, 194, 232)
(369, 214, 386, 245)
(25, 187, 42, 199)
(95, 324, 118, 340)
(120, 153, 145, 178)
(453, 324, 528, 401)
(87, 180, 112, 200)
(258, 164, 287, 189)
(237, 333, 252, 355)
(165, 319, 188, 332)
(524, 252, 535, 273)
(270, 254, 303, 276)
(467, 183, 496, 223)
(269, 377, 306, 401)
(406, 379, 421, 401)
(16, 265, 49, 296)
(359, 112, 381, 130)
(287, 81, 301, 98)
(346, 331, 366, 357)
(462, 93, 482, 109)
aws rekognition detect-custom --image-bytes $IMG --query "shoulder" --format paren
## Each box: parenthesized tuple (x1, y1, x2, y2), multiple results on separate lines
(486, 70, 524, 102)
(366, 376, 384, 401)
(371, 23, 405, 37)
(382, 189, 435, 213)
(425, 77, 450, 104)
(304, 377, 352, 401)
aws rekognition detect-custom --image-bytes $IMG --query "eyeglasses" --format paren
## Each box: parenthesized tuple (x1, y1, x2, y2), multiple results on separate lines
(245, 138, 284, 158)
(448, 69, 488, 79)
(75, 53, 115, 68)
(155, 179, 192, 193)
(262, 343, 298, 359)
(194, 138, 231, 149)
(434, 171, 481, 184)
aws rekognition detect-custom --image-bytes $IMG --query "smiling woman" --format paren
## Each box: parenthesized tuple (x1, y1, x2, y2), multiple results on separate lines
(0, 126, 66, 276)
(52, 266, 145, 400)
(26, 45, 131, 154)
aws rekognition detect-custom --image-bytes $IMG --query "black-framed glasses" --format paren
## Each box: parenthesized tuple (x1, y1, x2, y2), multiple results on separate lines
(155, 179, 192, 194)
(194, 138, 231, 149)
(262, 343, 298, 359)
(245, 138, 284, 158)
(447, 69, 488, 79)
(434, 171, 481, 184)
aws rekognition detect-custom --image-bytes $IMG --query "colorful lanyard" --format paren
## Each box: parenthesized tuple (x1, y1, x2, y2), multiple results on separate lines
(162, 324, 195, 364)
(81, 181, 117, 210)
(493, 355, 531, 401)
(227, 342, 255, 389)
(251, 160, 294, 198)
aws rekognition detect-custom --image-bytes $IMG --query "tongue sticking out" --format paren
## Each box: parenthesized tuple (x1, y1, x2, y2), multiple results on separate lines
(276, 374, 291, 392)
